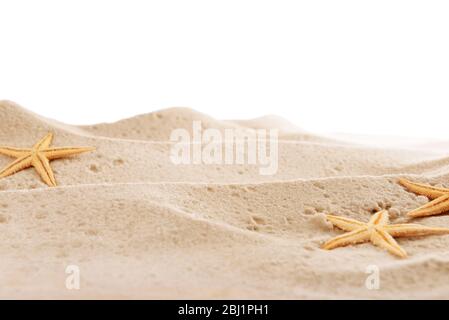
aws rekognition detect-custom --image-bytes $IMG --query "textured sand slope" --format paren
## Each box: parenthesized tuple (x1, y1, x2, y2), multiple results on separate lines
(80, 106, 335, 143)
(3, 135, 449, 191)
(2, 179, 449, 299)
(1, 101, 447, 190)
(2, 100, 449, 299)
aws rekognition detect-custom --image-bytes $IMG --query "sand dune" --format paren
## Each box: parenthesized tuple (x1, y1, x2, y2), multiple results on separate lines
(80, 106, 338, 143)
(1, 100, 449, 299)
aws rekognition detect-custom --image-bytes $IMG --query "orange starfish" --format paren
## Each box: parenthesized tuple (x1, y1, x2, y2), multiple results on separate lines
(399, 178, 449, 218)
(323, 210, 449, 258)
(0, 133, 95, 187)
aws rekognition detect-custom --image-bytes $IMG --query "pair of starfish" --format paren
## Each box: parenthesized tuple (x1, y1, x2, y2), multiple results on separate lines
(0, 133, 94, 187)
(2, 133, 449, 258)
(323, 179, 449, 258)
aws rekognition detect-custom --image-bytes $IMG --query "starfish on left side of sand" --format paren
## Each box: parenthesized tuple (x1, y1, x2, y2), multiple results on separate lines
(0, 133, 95, 187)
(322, 210, 449, 258)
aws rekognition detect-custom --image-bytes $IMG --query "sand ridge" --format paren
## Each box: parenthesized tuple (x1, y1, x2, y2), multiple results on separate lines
(1, 100, 449, 299)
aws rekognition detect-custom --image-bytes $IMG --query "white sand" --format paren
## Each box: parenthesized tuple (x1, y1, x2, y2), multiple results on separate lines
(1, 100, 449, 299)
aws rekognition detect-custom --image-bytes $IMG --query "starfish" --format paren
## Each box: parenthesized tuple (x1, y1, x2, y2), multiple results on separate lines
(399, 178, 449, 218)
(322, 210, 449, 258)
(0, 133, 95, 187)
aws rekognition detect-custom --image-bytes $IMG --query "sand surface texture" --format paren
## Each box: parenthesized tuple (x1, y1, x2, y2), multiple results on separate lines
(1, 100, 449, 299)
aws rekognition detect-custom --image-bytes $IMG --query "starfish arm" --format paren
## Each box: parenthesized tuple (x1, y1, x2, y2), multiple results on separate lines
(0, 147, 31, 158)
(326, 214, 367, 231)
(43, 147, 96, 160)
(31, 153, 56, 187)
(370, 228, 407, 258)
(369, 210, 389, 226)
(385, 223, 449, 237)
(33, 133, 54, 150)
(399, 178, 449, 200)
(0, 155, 32, 179)
(322, 228, 370, 250)
(406, 194, 449, 218)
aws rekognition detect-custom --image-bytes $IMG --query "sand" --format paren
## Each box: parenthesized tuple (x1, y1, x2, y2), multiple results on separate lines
(1, 100, 449, 299)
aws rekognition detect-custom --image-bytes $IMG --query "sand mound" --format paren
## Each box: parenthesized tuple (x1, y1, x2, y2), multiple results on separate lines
(80, 106, 336, 143)
(80, 107, 244, 141)
(0, 100, 91, 141)
(1, 101, 449, 299)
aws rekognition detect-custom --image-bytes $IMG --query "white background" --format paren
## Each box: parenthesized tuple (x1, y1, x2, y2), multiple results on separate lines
(0, 0, 448, 138)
